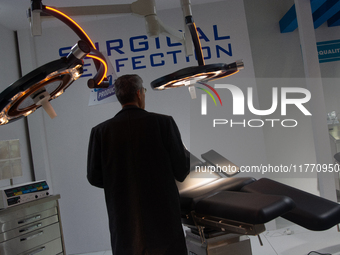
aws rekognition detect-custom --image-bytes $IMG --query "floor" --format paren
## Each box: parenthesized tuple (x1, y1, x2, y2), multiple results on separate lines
(249, 223, 340, 255)
(71, 222, 340, 255)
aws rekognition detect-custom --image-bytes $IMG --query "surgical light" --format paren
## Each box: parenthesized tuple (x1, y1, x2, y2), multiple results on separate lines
(0, 54, 84, 124)
(150, 1, 244, 97)
(0, 2, 109, 125)
(151, 61, 244, 90)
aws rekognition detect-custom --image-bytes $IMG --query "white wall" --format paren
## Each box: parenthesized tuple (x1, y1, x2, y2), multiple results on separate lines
(243, 0, 332, 195)
(0, 24, 34, 188)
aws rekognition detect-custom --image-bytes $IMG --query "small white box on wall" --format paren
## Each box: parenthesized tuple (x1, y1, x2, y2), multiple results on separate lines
(0, 139, 23, 180)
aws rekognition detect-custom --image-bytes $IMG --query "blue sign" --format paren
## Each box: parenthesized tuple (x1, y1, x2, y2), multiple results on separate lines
(317, 39, 340, 63)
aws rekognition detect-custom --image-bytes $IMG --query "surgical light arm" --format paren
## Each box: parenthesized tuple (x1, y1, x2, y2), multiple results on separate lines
(29, 0, 193, 57)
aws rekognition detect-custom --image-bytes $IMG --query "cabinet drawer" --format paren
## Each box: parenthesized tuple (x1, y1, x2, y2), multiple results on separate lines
(0, 215, 59, 242)
(19, 238, 63, 255)
(0, 222, 61, 255)
(0, 207, 57, 233)
(0, 200, 57, 228)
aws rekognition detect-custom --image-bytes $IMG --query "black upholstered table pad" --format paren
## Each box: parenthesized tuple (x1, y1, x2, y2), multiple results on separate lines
(194, 191, 295, 224)
(241, 178, 340, 230)
(180, 177, 256, 214)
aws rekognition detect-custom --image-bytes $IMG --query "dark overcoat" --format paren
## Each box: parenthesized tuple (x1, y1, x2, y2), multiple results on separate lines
(87, 105, 190, 255)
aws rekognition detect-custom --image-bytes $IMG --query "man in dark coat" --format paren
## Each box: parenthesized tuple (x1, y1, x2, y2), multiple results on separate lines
(87, 74, 190, 255)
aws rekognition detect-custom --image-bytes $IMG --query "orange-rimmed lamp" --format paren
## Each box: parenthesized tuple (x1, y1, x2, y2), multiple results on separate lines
(0, 2, 109, 125)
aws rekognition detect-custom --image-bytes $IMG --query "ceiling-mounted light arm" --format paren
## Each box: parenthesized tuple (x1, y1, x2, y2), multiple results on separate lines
(39, 5, 109, 88)
(29, 0, 108, 87)
(138, 0, 193, 56)
(41, 6, 96, 51)
(180, 0, 203, 98)
(138, 3, 193, 56)
(131, 0, 190, 54)
(42, 5, 99, 69)
(29, 0, 43, 36)
(186, 17, 205, 66)
(180, 0, 194, 57)
(56, 5, 132, 16)
(180, 0, 192, 17)
(29, 1, 133, 37)
(65, 40, 109, 89)
(29, 0, 193, 57)
(157, 18, 186, 46)
(87, 49, 109, 89)
(180, 0, 205, 66)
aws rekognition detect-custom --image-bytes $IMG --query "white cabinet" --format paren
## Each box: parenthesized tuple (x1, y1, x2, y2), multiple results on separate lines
(0, 195, 65, 255)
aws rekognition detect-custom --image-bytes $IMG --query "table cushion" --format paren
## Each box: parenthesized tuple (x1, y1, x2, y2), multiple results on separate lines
(241, 178, 340, 230)
(194, 191, 295, 224)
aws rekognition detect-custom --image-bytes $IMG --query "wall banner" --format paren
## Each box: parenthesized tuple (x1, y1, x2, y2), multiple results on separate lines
(317, 39, 340, 63)
(88, 53, 118, 106)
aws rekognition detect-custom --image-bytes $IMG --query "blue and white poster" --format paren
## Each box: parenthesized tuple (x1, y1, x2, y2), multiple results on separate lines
(88, 53, 118, 106)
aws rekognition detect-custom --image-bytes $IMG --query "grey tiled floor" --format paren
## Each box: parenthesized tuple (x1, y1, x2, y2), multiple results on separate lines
(72, 223, 340, 255)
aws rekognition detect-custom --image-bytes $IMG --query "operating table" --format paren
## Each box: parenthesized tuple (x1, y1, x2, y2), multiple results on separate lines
(177, 150, 340, 255)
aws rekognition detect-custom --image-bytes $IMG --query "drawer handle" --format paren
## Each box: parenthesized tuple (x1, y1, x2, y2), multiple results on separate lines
(19, 223, 42, 233)
(20, 231, 43, 242)
(26, 247, 46, 255)
(18, 215, 41, 224)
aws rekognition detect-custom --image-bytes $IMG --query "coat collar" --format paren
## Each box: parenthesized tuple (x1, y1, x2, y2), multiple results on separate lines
(115, 105, 145, 117)
(122, 105, 140, 110)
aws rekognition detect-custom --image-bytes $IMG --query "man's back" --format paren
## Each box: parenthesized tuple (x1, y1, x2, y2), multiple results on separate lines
(88, 105, 189, 255)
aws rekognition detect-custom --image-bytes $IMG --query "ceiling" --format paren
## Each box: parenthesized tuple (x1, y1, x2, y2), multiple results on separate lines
(0, 0, 223, 31)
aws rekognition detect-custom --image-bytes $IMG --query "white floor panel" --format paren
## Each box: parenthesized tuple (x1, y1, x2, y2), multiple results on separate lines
(251, 224, 340, 255)
(73, 224, 340, 255)
(72, 251, 111, 255)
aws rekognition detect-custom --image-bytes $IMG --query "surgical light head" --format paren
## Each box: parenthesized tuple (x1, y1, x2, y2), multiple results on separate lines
(150, 2, 244, 98)
(151, 61, 244, 91)
(0, 41, 88, 125)
(0, 3, 109, 126)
